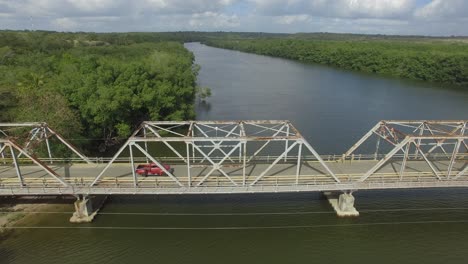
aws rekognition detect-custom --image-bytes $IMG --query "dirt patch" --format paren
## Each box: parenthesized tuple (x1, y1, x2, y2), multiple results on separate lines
(0, 196, 75, 241)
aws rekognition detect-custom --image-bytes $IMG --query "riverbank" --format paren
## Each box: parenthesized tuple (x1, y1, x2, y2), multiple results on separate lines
(203, 38, 468, 88)
(0, 197, 73, 241)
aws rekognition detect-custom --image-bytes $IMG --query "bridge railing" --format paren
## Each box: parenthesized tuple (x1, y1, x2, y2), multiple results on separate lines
(0, 153, 466, 164)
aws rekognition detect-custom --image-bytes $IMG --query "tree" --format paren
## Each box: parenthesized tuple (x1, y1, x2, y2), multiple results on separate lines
(196, 86, 212, 102)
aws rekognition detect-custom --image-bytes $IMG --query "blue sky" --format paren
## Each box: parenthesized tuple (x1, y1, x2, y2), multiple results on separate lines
(0, 0, 467, 36)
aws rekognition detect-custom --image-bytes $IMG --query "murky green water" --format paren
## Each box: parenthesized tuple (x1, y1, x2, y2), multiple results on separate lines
(1, 43, 468, 264)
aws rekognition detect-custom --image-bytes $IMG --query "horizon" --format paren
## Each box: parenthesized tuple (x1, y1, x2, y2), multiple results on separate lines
(1, 29, 468, 39)
(1, 1, 467, 36)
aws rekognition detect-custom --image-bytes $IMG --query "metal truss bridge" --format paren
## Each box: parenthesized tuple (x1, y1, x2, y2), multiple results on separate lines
(0, 120, 467, 218)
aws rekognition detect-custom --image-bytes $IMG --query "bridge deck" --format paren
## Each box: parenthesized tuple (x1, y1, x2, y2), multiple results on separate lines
(0, 159, 466, 195)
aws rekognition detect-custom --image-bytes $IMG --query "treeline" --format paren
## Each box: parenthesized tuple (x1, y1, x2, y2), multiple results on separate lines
(204, 38, 468, 87)
(0, 31, 199, 154)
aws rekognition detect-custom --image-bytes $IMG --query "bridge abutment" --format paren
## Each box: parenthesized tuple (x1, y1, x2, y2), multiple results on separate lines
(70, 195, 98, 223)
(324, 192, 359, 217)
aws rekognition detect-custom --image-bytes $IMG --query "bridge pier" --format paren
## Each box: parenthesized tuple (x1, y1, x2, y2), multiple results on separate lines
(70, 195, 97, 223)
(324, 191, 359, 217)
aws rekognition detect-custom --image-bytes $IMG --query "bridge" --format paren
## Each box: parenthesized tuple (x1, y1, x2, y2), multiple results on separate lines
(0, 120, 466, 220)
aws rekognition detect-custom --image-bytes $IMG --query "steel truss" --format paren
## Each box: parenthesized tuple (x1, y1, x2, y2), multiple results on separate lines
(0, 139, 69, 187)
(90, 120, 338, 187)
(344, 120, 467, 181)
(0, 122, 92, 164)
(0, 123, 92, 188)
(1, 120, 466, 195)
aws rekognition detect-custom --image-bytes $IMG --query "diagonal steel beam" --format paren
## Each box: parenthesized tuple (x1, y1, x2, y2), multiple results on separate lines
(90, 139, 131, 186)
(247, 124, 286, 163)
(47, 126, 93, 164)
(195, 124, 235, 163)
(301, 139, 340, 183)
(414, 142, 442, 180)
(18, 128, 40, 158)
(344, 122, 382, 157)
(454, 165, 468, 179)
(426, 125, 464, 155)
(145, 125, 186, 162)
(250, 142, 298, 186)
(248, 122, 292, 136)
(6, 139, 69, 187)
(133, 143, 183, 187)
(359, 137, 411, 182)
(150, 124, 185, 137)
(424, 124, 449, 158)
(196, 123, 241, 137)
(192, 143, 241, 186)
(199, 125, 239, 163)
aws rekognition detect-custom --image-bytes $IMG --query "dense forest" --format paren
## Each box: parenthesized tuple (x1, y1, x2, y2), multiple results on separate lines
(0, 31, 200, 154)
(204, 37, 468, 87)
(1, 30, 467, 154)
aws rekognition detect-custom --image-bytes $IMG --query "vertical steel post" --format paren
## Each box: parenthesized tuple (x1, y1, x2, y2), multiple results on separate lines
(143, 126, 149, 163)
(10, 146, 24, 186)
(295, 143, 302, 185)
(129, 143, 137, 187)
(43, 127, 53, 164)
(359, 137, 411, 182)
(243, 141, 247, 186)
(191, 128, 195, 163)
(374, 137, 381, 160)
(238, 141, 242, 162)
(399, 142, 410, 180)
(0, 143, 5, 164)
(447, 139, 461, 178)
(186, 142, 191, 187)
(284, 125, 290, 162)
(414, 124, 425, 159)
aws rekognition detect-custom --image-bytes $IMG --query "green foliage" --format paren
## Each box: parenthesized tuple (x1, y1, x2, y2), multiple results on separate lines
(0, 31, 199, 154)
(204, 38, 468, 87)
(196, 86, 212, 102)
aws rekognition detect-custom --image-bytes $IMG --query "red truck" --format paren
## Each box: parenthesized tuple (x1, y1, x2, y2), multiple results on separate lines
(135, 163, 174, 176)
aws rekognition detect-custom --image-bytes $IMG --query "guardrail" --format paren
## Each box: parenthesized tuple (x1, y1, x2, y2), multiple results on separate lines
(0, 153, 466, 164)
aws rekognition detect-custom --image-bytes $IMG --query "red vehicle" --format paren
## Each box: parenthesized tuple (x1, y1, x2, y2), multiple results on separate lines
(135, 163, 174, 176)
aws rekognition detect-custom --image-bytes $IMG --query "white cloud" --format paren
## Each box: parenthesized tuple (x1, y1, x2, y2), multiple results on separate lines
(52, 17, 79, 30)
(0, 0, 238, 17)
(0, 0, 467, 35)
(415, 0, 468, 20)
(250, 0, 416, 19)
(276, 15, 311, 25)
(189, 12, 239, 28)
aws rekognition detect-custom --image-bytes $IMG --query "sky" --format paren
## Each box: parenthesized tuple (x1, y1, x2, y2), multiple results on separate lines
(0, 0, 467, 36)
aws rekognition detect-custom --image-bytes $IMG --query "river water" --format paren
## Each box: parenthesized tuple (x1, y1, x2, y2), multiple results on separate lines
(1, 42, 468, 264)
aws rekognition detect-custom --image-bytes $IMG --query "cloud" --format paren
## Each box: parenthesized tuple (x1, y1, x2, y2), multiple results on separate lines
(0, 0, 238, 17)
(415, 0, 468, 20)
(0, 0, 467, 35)
(52, 17, 79, 30)
(250, 0, 416, 19)
(189, 12, 240, 28)
(275, 15, 311, 25)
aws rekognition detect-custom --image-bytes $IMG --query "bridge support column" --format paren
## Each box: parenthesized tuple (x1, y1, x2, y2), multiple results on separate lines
(70, 195, 97, 223)
(324, 192, 359, 217)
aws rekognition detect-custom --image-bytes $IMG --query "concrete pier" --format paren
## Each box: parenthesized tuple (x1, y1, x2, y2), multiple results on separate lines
(70, 196, 97, 223)
(324, 192, 359, 217)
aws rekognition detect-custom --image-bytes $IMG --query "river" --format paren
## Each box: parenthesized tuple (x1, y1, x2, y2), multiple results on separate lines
(1, 42, 467, 264)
